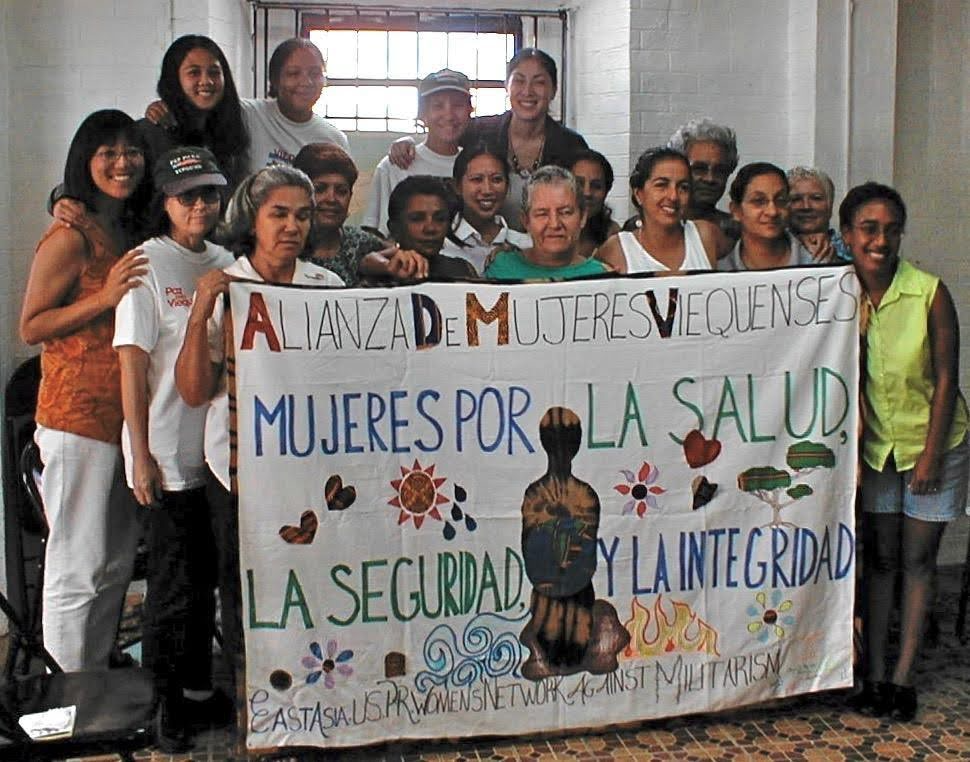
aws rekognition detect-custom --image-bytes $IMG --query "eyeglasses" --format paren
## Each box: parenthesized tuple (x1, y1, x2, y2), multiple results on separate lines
(853, 222, 904, 240)
(93, 147, 144, 163)
(690, 161, 732, 179)
(174, 187, 222, 206)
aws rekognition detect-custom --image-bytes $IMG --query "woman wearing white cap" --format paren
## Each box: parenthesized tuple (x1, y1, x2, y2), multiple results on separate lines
(114, 146, 235, 752)
(362, 68, 473, 236)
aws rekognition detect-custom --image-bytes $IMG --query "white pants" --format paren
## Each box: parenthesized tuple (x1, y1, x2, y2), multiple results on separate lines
(35, 425, 139, 671)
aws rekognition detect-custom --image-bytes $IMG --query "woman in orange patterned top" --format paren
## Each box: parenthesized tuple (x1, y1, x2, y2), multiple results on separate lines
(19, 110, 151, 672)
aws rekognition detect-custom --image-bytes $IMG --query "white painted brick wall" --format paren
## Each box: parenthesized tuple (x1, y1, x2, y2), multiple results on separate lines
(894, 0, 970, 386)
(572, 0, 634, 221)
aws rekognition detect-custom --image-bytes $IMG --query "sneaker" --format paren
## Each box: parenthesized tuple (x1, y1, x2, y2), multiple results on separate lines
(184, 689, 236, 729)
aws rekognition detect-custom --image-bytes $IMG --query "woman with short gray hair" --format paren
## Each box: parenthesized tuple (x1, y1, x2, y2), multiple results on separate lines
(485, 166, 607, 280)
(665, 117, 739, 240)
(787, 165, 850, 262)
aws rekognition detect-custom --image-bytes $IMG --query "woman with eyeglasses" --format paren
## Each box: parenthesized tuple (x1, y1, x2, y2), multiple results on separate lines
(19, 109, 151, 674)
(113, 146, 235, 751)
(844, 182, 968, 723)
(717, 162, 814, 271)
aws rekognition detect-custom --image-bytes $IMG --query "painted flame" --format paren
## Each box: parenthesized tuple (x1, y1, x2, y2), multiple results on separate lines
(621, 595, 720, 658)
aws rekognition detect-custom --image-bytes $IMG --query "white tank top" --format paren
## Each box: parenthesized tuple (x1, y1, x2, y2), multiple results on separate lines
(617, 221, 711, 273)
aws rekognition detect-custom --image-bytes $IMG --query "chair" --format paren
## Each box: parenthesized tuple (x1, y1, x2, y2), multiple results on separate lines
(2, 442, 50, 679)
(0, 587, 157, 761)
(2, 357, 42, 679)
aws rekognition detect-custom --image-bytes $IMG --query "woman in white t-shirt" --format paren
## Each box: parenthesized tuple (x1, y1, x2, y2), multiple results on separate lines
(241, 37, 351, 171)
(114, 146, 235, 751)
(174, 165, 343, 728)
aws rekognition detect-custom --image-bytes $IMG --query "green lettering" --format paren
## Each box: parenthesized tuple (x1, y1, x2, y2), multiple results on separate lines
(618, 382, 648, 447)
(586, 383, 616, 449)
(713, 377, 747, 442)
(476, 552, 502, 613)
(390, 557, 419, 622)
(280, 569, 314, 628)
(670, 377, 703, 445)
(747, 373, 775, 443)
(326, 564, 360, 626)
(361, 559, 388, 623)
(246, 569, 283, 629)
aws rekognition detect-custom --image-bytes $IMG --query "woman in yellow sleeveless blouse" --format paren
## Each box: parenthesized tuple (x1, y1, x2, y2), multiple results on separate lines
(845, 182, 969, 722)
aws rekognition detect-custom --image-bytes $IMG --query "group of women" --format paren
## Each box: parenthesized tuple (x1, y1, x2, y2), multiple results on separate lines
(18, 32, 965, 752)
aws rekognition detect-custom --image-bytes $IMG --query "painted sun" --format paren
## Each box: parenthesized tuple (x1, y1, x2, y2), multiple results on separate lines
(389, 460, 449, 528)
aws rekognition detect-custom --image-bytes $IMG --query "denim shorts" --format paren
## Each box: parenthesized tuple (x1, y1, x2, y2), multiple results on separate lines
(861, 436, 970, 522)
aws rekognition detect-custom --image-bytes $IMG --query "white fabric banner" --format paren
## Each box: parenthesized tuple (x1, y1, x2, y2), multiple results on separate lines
(230, 266, 860, 752)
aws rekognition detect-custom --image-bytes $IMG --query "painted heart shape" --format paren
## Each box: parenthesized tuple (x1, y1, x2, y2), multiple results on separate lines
(325, 474, 356, 511)
(692, 476, 718, 510)
(683, 429, 722, 468)
(279, 510, 318, 544)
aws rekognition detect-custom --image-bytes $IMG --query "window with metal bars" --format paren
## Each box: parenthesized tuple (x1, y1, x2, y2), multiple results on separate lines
(250, 3, 568, 132)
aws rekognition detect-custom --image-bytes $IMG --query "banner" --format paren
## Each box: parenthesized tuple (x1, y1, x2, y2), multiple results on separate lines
(231, 266, 860, 752)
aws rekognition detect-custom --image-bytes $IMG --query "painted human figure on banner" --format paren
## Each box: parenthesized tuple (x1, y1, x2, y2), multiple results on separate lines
(520, 406, 630, 678)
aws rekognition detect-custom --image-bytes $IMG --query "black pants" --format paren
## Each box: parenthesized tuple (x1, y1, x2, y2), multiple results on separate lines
(141, 487, 216, 698)
(205, 468, 244, 691)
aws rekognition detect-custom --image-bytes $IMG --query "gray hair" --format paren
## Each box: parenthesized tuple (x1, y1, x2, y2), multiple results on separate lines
(217, 165, 314, 256)
(787, 166, 835, 204)
(667, 118, 739, 171)
(522, 165, 585, 216)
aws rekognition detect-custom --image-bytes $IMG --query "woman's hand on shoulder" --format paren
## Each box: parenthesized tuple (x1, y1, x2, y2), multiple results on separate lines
(388, 137, 417, 169)
(144, 99, 176, 129)
(52, 198, 94, 232)
(99, 248, 149, 309)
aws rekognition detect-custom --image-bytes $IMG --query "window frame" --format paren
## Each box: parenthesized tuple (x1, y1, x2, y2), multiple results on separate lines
(250, 2, 568, 132)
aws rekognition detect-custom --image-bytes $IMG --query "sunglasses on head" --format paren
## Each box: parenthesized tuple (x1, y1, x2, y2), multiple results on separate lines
(173, 186, 222, 206)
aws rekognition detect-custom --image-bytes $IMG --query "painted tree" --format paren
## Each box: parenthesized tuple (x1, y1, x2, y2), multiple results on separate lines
(736, 441, 836, 527)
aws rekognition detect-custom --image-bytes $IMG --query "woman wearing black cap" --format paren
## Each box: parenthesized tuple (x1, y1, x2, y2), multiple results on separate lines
(114, 146, 235, 752)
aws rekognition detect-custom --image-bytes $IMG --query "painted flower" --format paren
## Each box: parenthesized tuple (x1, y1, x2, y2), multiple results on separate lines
(747, 590, 795, 642)
(614, 461, 666, 517)
(302, 639, 354, 687)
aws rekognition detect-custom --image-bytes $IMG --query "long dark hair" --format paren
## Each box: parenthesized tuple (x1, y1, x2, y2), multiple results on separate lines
(569, 149, 615, 245)
(157, 35, 248, 184)
(63, 109, 151, 235)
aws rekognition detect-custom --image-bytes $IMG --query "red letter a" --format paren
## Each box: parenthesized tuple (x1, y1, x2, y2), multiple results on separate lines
(240, 292, 281, 351)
